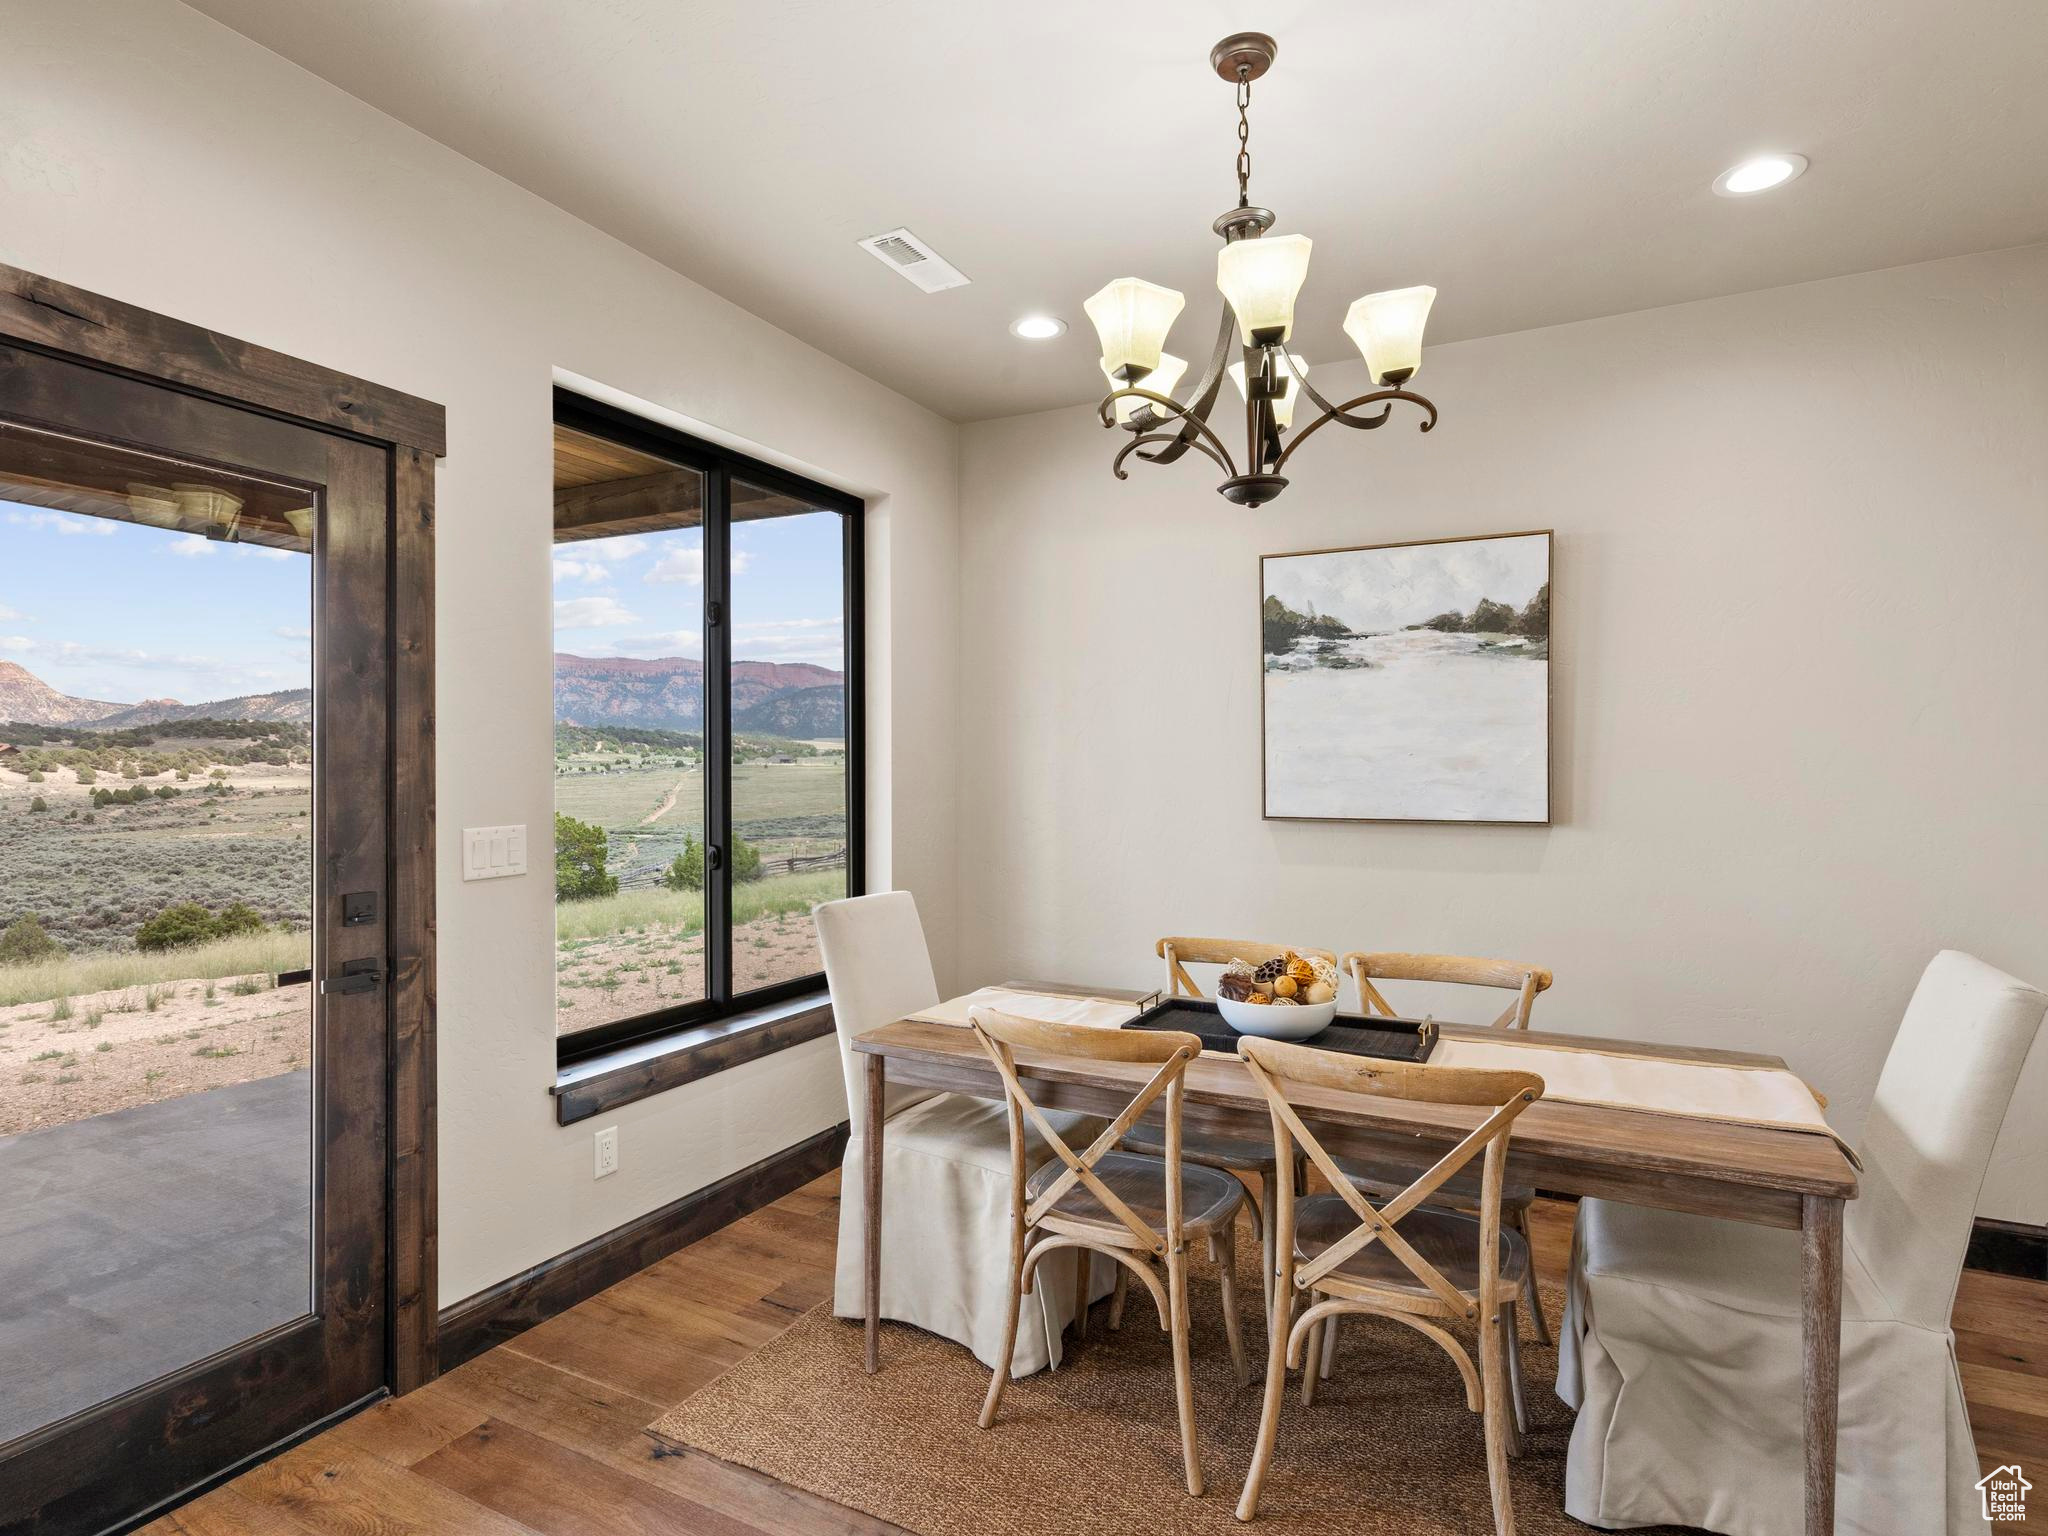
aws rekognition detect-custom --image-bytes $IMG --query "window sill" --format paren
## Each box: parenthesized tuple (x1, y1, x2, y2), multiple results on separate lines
(550, 990, 836, 1125)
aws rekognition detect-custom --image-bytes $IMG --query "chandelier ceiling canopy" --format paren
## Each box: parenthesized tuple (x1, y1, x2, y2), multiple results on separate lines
(1086, 33, 1439, 509)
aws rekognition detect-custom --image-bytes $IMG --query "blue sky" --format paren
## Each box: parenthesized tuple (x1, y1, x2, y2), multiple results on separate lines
(0, 502, 310, 705)
(553, 510, 845, 670)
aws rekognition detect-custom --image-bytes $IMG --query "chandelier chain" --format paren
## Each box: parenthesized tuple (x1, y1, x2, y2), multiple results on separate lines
(1235, 68, 1252, 208)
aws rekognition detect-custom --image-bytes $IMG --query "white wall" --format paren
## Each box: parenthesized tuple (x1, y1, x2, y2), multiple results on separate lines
(0, 0, 961, 1303)
(957, 244, 2048, 1223)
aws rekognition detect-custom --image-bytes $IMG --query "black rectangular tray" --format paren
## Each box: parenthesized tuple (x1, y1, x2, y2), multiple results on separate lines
(1123, 998, 1437, 1063)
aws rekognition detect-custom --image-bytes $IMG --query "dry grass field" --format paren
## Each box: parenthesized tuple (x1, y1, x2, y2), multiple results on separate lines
(554, 739, 847, 1034)
(0, 749, 312, 1132)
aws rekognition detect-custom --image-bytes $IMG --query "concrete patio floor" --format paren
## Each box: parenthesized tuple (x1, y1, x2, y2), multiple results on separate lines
(0, 1071, 312, 1445)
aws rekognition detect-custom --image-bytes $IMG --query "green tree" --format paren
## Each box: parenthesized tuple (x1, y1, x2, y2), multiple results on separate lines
(730, 833, 763, 884)
(0, 915, 63, 965)
(663, 832, 763, 889)
(136, 902, 221, 952)
(214, 901, 266, 938)
(554, 812, 618, 901)
(664, 834, 706, 893)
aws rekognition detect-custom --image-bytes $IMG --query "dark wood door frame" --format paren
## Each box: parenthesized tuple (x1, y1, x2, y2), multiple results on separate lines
(0, 265, 444, 1403)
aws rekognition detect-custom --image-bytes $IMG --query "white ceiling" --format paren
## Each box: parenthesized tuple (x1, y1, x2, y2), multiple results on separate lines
(188, 0, 2048, 423)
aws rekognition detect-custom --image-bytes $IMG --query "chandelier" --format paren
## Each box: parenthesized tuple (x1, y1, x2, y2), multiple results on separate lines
(1086, 33, 1439, 509)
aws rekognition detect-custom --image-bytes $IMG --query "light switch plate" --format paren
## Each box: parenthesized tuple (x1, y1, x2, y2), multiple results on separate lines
(462, 824, 527, 881)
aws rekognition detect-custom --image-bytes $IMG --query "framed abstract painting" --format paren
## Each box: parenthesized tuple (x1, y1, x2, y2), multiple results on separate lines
(1261, 529, 1552, 824)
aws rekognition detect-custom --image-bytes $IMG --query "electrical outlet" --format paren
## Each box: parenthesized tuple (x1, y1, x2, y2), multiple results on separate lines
(594, 1125, 619, 1179)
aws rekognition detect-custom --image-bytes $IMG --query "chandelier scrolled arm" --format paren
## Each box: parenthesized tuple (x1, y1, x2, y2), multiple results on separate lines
(1098, 387, 1240, 480)
(1272, 381, 1438, 474)
(1112, 429, 1234, 482)
(1080, 31, 1442, 511)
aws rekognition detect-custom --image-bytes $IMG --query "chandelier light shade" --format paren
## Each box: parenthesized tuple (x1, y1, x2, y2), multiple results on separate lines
(1216, 234, 1312, 346)
(1087, 33, 1439, 508)
(1343, 286, 1438, 386)
(1227, 351, 1309, 429)
(1104, 352, 1188, 424)
(1083, 277, 1186, 382)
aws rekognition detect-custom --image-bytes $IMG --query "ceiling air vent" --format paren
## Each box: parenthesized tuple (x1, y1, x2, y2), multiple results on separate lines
(857, 227, 970, 293)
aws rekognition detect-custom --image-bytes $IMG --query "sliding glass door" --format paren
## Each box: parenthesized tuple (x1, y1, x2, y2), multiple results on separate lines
(0, 345, 391, 1534)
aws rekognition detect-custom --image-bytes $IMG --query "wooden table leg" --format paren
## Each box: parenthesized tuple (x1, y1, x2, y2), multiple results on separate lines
(1801, 1195, 1843, 1536)
(864, 1053, 885, 1374)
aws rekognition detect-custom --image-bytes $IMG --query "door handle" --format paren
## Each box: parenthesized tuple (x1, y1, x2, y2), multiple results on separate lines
(319, 958, 385, 996)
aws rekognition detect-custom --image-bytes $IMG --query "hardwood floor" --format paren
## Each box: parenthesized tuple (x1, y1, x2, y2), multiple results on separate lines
(145, 1173, 2047, 1536)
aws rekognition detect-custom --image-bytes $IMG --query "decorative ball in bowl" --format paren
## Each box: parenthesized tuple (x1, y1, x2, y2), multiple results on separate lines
(1216, 992, 1336, 1041)
(1215, 950, 1341, 1041)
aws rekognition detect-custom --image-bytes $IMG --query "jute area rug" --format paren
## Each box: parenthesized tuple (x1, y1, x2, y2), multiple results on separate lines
(651, 1238, 1702, 1535)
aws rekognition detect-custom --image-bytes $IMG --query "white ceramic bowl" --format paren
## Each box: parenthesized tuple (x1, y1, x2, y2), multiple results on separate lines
(1215, 994, 1337, 1041)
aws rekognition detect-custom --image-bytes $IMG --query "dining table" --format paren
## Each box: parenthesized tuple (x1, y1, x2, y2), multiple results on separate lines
(852, 981, 1861, 1536)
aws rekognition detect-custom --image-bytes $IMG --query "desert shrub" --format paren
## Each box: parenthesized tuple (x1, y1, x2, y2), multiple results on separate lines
(135, 902, 224, 952)
(75, 767, 95, 785)
(554, 812, 618, 901)
(213, 901, 265, 938)
(731, 834, 762, 884)
(29, 796, 48, 813)
(154, 784, 180, 800)
(663, 832, 761, 890)
(0, 916, 63, 965)
(25, 770, 44, 783)
(664, 835, 706, 892)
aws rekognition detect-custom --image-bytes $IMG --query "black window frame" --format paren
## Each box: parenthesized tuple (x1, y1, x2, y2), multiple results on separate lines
(553, 389, 865, 1066)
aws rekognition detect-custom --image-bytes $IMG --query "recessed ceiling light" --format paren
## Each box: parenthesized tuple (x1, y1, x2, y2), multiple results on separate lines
(1010, 315, 1066, 340)
(1713, 153, 1809, 197)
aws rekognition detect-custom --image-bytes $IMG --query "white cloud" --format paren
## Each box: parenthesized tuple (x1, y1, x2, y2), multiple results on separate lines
(0, 635, 33, 653)
(6, 509, 115, 536)
(0, 603, 24, 621)
(554, 595, 639, 630)
(275, 626, 313, 641)
(735, 616, 840, 633)
(169, 538, 215, 558)
(643, 546, 747, 585)
(552, 556, 611, 585)
(645, 546, 703, 585)
(583, 629, 703, 660)
(49, 640, 229, 673)
(232, 543, 295, 562)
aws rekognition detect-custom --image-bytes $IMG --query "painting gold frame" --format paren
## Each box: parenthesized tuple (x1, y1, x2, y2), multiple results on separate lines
(1259, 528, 1553, 826)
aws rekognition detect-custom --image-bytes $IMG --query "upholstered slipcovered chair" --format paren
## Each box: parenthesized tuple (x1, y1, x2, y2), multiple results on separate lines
(1558, 950, 2047, 1536)
(819, 892, 1110, 1376)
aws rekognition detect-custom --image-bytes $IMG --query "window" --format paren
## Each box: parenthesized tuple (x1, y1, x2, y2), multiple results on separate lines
(552, 393, 862, 1061)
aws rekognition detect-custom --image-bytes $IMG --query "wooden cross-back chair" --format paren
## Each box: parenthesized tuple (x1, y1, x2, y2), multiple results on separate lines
(969, 1008, 1249, 1499)
(1335, 949, 1557, 1349)
(1233, 1036, 1544, 1533)
(1127, 936, 1338, 1318)
(1346, 950, 1553, 1031)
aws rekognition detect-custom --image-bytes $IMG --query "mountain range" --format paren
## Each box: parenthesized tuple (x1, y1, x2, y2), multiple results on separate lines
(554, 654, 844, 737)
(0, 661, 312, 730)
(0, 655, 847, 739)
